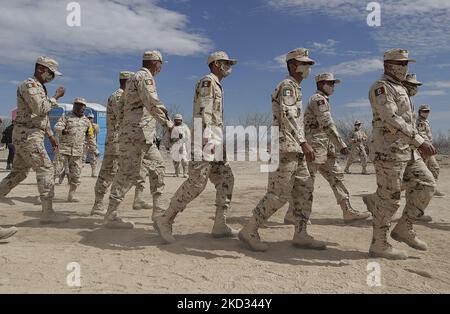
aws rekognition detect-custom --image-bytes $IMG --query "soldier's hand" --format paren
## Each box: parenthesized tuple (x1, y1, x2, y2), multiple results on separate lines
(301, 142, 315, 163)
(54, 86, 65, 100)
(340, 147, 350, 155)
(49, 136, 59, 149)
(418, 142, 437, 157)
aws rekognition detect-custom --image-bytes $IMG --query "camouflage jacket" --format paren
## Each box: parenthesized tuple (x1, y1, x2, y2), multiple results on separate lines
(417, 117, 433, 143)
(304, 90, 347, 163)
(369, 74, 424, 162)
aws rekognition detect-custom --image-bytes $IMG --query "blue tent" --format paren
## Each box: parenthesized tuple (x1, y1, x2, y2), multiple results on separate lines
(45, 103, 107, 161)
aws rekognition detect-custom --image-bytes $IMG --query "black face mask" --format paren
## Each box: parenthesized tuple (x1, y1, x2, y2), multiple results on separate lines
(73, 104, 85, 117)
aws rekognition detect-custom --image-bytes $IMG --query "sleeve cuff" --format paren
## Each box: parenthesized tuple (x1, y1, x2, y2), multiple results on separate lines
(412, 134, 425, 148)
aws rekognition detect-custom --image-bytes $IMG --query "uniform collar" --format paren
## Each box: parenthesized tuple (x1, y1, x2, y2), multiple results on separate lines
(287, 75, 301, 89)
(383, 73, 403, 85)
(32, 76, 47, 94)
(209, 72, 221, 86)
(316, 89, 329, 100)
(141, 67, 154, 77)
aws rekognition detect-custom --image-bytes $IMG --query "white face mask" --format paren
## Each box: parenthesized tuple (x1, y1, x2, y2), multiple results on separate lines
(322, 83, 335, 96)
(295, 64, 311, 79)
(388, 64, 408, 81)
(220, 62, 232, 77)
(41, 71, 54, 83)
(406, 85, 418, 96)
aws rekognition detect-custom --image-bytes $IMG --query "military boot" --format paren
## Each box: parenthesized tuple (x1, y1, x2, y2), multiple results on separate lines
(369, 226, 408, 259)
(104, 201, 135, 229)
(434, 190, 446, 197)
(362, 167, 369, 175)
(154, 206, 178, 244)
(391, 215, 428, 251)
(151, 193, 164, 222)
(132, 188, 152, 210)
(0, 226, 18, 240)
(91, 192, 106, 216)
(67, 184, 80, 203)
(292, 219, 327, 250)
(414, 215, 432, 223)
(341, 199, 371, 223)
(211, 207, 238, 238)
(40, 198, 70, 224)
(238, 216, 268, 252)
(0, 182, 11, 198)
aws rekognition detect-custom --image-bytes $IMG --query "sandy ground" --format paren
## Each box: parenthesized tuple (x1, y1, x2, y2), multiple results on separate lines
(0, 151, 449, 294)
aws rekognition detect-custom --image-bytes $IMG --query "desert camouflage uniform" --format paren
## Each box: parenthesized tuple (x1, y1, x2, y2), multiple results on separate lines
(170, 122, 191, 177)
(0, 77, 58, 201)
(106, 67, 172, 226)
(366, 71, 435, 258)
(54, 112, 97, 190)
(417, 116, 439, 181)
(345, 128, 368, 173)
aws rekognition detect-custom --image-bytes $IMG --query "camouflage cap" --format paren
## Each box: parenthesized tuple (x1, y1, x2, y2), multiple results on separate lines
(419, 104, 431, 111)
(207, 51, 237, 66)
(174, 114, 183, 121)
(119, 71, 134, 80)
(73, 97, 88, 106)
(354, 120, 362, 125)
(143, 50, 163, 62)
(286, 48, 315, 65)
(36, 56, 62, 76)
(404, 73, 423, 86)
(384, 48, 416, 62)
(315, 72, 341, 84)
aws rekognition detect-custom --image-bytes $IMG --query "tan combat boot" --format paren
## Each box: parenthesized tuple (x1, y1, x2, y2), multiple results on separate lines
(0, 226, 18, 240)
(362, 167, 369, 175)
(151, 193, 164, 222)
(238, 216, 268, 252)
(211, 207, 238, 238)
(341, 199, 371, 223)
(132, 188, 152, 210)
(292, 219, 327, 250)
(154, 206, 178, 244)
(391, 215, 428, 251)
(104, 201, 134, 229)
(40, 198, 70, 224)
(91, 192, 106, 216)
(369, 226, 408, 259)
(67, 184, 80, 203)
(0, 183, 11, 198)
(434, 190, 446, 197)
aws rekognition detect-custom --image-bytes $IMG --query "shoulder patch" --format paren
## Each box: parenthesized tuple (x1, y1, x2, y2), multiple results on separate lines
(202, 80, 211, 88)
(145, 79, 154, 86)
(375, 86, 385, 97)
(283, 89, 293, 97)
(317, 99, 329, 112)
(26, 82, 37, 89)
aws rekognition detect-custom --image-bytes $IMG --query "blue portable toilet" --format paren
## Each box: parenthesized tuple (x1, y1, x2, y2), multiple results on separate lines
(45, 103, 107, 161)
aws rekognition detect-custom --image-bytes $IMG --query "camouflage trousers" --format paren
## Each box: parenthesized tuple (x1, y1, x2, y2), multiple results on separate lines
(372, 159, 435, 229)
(83, 144, 98, 171)
(109, 141, 165, 205)
(94, 153, 150, 197)
(424, 155, 440, 181)
(308, 157, 350, 204)
(53, 150, 68, 181)
(62, 154, 83, 186)
(253, 152, 313, 225)
(345, 144, 367, 170)
(0, 136, 54, 200)
(168, 160, 234, 212)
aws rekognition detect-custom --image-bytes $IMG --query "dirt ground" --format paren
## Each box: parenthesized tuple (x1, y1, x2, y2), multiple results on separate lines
(1, 151, 449, 294)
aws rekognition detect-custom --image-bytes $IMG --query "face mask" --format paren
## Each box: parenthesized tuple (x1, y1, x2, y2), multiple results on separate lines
(420, 112, 429, 119)
(295, 64, 311, 79)
(406, 85, 418, 97)
(322, 83, 335, 96)
(220, 63, 232, 77)
(41, 71, 54, 83)
(388, 64, 408, 81)
(175, 121, 182, 126)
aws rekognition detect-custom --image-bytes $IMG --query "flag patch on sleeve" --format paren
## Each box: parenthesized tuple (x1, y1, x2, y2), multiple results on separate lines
(202, 81, 211, 88)
(145, 79, 154, 86)
(283, 89, 293, 97)
(375, 87, 385, 97)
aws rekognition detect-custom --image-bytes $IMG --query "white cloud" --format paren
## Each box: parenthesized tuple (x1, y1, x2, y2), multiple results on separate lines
(418, 90, 447, 96)
(343, 98, 370, 108)
(424, 81, 450, 89)
(323, 58, 383, 76)
(0, 0, 212, 65)
(310, 39, 339, 55)
(265, 0, 450, 55)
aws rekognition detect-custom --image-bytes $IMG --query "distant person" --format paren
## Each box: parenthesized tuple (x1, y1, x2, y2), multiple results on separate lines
(1, 121, 16, 170)
(170, 114, 190, 178)
(344, 120, 369, 175)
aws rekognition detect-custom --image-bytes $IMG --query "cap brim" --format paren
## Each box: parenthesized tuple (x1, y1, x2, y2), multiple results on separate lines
(224, 59, 237, 65)
(54, 70, 63, 76)
(294, 57, 315, 65)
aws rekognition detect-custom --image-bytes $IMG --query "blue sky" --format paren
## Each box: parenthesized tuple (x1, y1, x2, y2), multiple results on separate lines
(1, 0, 450, 134)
